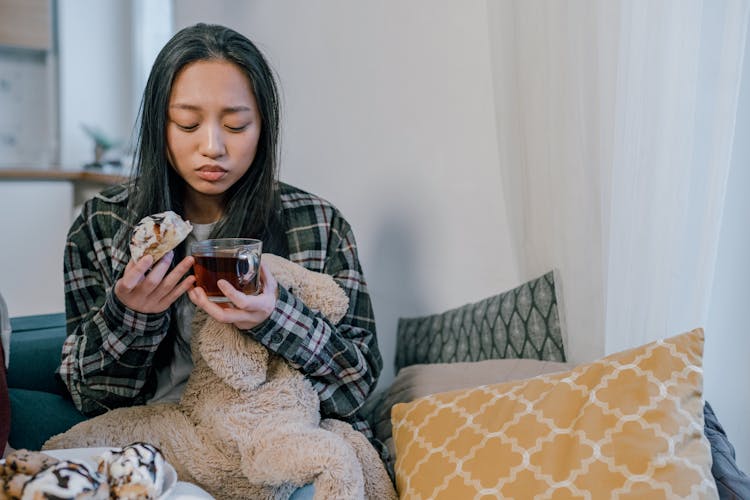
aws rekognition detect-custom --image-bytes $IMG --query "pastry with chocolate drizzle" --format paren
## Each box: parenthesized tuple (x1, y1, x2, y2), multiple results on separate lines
(19, 460, 108, 500)
(96, 443, 166, 500)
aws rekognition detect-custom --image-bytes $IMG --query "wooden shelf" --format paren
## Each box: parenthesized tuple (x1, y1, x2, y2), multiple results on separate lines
(0, 168, 128, 185)
(0, 0, 52, 51)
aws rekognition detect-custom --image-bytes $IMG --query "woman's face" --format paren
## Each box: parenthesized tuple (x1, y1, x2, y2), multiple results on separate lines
(166, 59, 261, 201)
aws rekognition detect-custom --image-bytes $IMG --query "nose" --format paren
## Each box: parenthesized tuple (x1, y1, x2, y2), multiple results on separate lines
(199, 123, 226, 159)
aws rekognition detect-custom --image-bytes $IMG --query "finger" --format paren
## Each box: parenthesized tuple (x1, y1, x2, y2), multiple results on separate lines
(123, 257, 137, 274)
(217, 280, 252, 308)
(160, 275, 196, 307)
(152, 250, 175, 271)
(187, 286, 203, 306)
(157, 256, 195, 295)
(140, 251, 175, 293)
(188, 286, 220, 311)
(119, 254, 154, 292)
(258, 263, 278, 298)
(188, 286, 238, 323)
(217, 279, 276, 324)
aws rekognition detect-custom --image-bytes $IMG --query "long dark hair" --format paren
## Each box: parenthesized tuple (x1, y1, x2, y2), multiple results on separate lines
(128, 23, 288, 257)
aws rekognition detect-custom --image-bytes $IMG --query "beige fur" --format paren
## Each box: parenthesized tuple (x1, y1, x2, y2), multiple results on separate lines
(44, 254, 395, 500)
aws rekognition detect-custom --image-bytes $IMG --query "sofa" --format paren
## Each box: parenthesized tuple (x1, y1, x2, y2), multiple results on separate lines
(5, 289, 750, 498)
(5, 312, 87, 451)
(362, 271, 750, 498)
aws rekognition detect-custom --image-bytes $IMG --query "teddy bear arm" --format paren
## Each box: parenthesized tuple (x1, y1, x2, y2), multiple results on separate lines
(320, 419, 397, 500)
(237, 422, 365, 500)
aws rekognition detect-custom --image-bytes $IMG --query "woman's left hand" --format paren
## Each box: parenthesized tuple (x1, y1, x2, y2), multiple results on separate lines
(187, 262, 278, 330)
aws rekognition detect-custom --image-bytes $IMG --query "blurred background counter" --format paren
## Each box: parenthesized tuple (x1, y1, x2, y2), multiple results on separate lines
(0, 168, 128, 317)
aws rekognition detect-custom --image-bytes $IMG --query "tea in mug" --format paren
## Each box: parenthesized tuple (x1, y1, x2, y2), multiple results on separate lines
(191, 239, 262, 302)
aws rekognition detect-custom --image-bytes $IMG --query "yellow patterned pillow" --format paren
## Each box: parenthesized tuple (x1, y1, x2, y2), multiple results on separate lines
(391, 328, 717, 499)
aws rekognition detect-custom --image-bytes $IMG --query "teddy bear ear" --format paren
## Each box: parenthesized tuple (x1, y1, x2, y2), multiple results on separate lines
(261, 253, 350, 324)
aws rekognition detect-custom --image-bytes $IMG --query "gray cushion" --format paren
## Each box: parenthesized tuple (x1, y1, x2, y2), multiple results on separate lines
(395, 271, 566, 370)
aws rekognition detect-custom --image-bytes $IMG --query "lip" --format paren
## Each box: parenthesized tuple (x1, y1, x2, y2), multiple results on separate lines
(196, 164, 228, 182)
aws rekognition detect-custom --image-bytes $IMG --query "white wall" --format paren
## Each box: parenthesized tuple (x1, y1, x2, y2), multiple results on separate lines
(704, 26, 750, 471)
(174, 1, 520, 388)
(58, 0, 135, 168)
(0, 48, 54, 167)
(0, 182, 72, 316)
(57, 0, 173, 170)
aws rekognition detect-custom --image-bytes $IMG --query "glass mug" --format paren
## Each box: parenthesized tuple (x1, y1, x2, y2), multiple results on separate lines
(191, 238, 262, 302)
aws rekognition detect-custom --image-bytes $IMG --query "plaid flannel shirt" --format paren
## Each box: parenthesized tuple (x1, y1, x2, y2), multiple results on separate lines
(60, 181, 383, 444)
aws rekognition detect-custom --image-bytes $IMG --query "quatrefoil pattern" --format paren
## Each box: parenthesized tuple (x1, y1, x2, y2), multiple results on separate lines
(392, 329, 717, 499)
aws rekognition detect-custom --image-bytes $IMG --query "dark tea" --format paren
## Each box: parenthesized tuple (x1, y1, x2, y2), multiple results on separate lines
(193, 253, 260, 300)
(191, 238, 263, 302)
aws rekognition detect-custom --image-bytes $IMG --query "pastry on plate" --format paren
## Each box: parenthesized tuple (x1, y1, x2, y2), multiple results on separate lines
(1, 450, 59, 478)
(97, 443, 166, 500)
(19, 460, 108, 500)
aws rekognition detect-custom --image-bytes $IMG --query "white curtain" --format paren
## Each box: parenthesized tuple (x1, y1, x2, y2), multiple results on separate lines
(488, 0, 750, 362)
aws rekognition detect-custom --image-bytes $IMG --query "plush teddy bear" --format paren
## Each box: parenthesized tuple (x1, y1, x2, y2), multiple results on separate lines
(44, 254, 396, 500)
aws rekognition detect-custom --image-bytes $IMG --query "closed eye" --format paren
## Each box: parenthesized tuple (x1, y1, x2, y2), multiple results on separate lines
(226, 124, 249, 132)
(176, 123, 199, 131)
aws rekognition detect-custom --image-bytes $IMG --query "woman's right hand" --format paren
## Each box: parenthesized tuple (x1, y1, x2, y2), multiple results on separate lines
(114, 252, 196, 314)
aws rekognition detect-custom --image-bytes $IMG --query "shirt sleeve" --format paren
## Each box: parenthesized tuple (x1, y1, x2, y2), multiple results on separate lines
(59, 202, 170, 416)
(249, 217, 382, 421)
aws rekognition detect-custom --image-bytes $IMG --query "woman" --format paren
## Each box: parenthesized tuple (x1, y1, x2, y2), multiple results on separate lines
(59, 23, 384, 466)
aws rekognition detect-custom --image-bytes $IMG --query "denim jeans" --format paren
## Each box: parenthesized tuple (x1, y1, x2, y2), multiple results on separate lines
(289, 484, 315, 499)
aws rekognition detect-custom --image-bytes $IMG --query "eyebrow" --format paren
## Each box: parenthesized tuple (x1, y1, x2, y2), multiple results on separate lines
(169, 104, 253, 113)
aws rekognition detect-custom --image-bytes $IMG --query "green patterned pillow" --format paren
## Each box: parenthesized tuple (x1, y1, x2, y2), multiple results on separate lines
(395, 271, 565, 370)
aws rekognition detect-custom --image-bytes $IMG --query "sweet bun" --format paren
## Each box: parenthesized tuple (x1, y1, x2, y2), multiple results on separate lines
(129, 211, 193, 263)
(1, 449, 59, 478)
(4, 472, 32, 499)
(20, 460, 108, 500)
(97, 443, 166, 500)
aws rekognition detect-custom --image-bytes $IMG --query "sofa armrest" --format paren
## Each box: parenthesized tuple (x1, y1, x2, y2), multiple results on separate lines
(7, 313, 68, 395)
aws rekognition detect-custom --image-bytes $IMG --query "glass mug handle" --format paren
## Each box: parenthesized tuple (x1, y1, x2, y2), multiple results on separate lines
(235, 249, 260, 290)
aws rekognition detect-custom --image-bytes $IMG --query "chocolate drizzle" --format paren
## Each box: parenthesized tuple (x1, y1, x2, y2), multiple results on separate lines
(126, 443, 160, 482)
(101, 442, 165, 498)
(21, 461, 104, 499)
